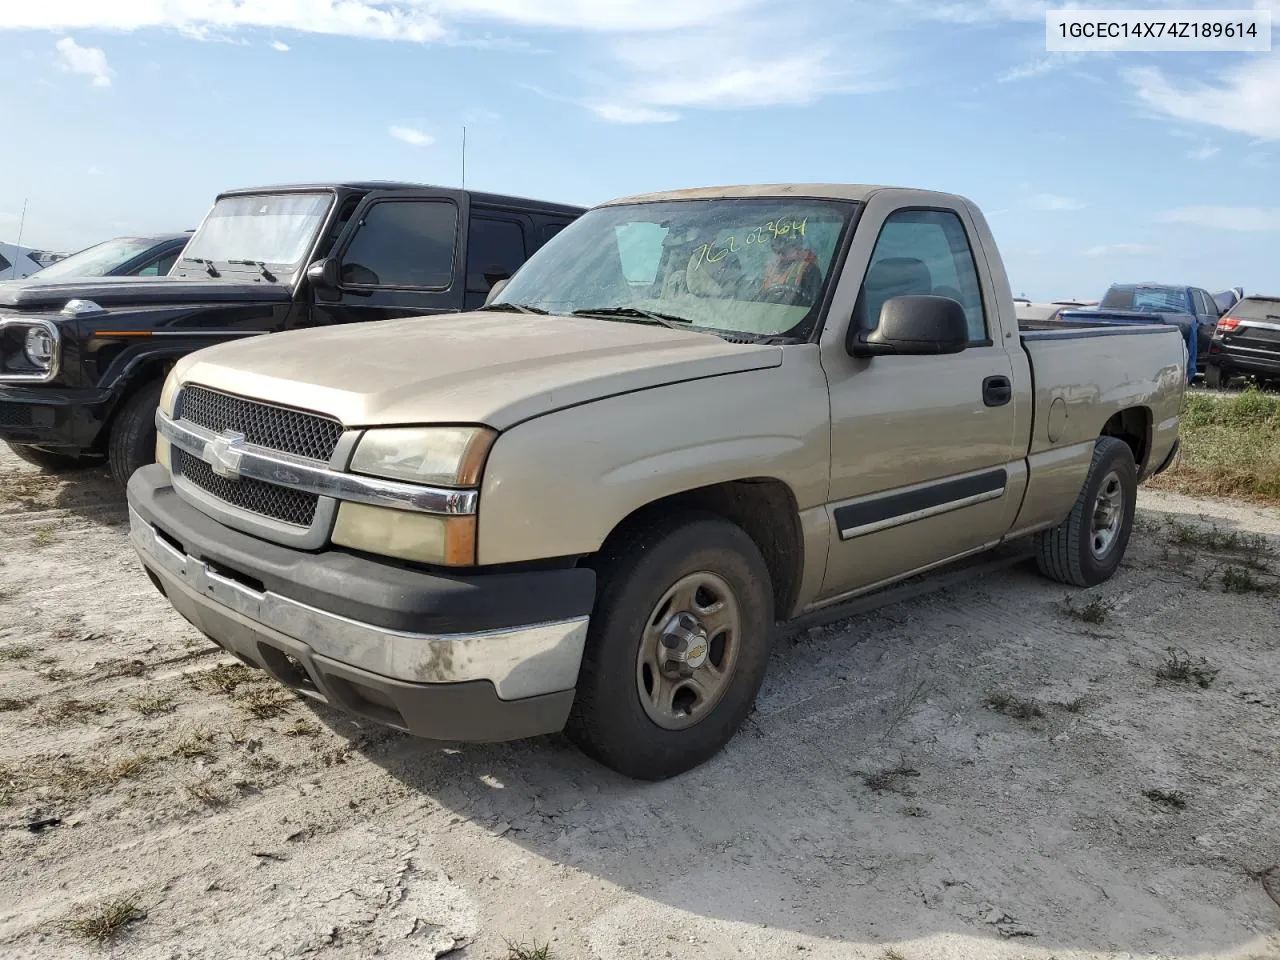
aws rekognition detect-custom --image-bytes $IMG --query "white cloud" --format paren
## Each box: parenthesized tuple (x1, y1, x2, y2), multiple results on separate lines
(389, 124, 434, 146)
(589, 103, 679, 124)
(1083, 243, 1153, 257)
(1126, 57, 1280, 141)
(271, 40, 290, 51)
(998, 53, 1081, 83)
(54, 36, 112, 86)
(3, 1, 888, 123)
(463, 107, 501, 124)
(87, 165, 103, 175)
(1028, 193, 1086, 212)
(1187, 144, 1220, 161)
(1160, 206, 1280, 232)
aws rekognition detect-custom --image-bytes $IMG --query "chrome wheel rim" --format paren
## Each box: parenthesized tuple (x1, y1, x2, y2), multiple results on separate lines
(635, 571, 741, 730)
(1090, 470, 1125, 559)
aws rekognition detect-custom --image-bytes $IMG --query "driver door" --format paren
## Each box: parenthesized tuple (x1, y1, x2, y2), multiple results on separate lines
(309, 189, 469, 327)
(817, 201, 1027, 601)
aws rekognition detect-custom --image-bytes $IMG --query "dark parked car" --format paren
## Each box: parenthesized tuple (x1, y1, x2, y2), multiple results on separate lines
(0, 181, 584, 484)
(1206, 294, 1280, 389)
(22, 233, 191, 282)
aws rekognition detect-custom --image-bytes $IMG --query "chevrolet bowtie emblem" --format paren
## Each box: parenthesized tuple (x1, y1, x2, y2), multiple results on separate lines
(205, 430, 247, 480)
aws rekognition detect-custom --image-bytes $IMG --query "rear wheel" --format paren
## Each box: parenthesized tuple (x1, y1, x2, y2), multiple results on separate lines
(6, 443, 100, 473)
(1034, 437, 1137, 588)
(566, 514, 774, 781)
(1205, 365, 1225, 389)
(107, 380, 164, 487)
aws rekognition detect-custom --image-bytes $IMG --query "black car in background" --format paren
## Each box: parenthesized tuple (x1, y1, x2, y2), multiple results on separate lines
(0, 181, 584, 484)
(1206, 294, 1280, 389)
(23, 233, 191, 281)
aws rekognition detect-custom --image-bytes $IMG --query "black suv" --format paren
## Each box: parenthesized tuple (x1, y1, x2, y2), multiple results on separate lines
(1206, 294, 1280, 389)
(23, 232, 191, 281)
(0, 182, 584, 484)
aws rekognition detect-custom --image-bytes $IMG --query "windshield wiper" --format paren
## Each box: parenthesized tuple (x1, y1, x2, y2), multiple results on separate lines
(484, 302, 549, 315)
(228, 259, 277, 282)
(571, 306, 692, 330)
(182, 256, 220, 278)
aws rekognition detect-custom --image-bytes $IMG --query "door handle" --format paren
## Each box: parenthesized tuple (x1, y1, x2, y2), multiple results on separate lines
(983, 375, 1012, 407)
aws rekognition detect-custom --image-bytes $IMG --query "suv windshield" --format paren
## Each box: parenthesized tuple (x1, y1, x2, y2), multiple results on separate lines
(1101, 285, 1190, 314)
(181, 193, 331, 270)
(28, 237, 160, 280)
(493, 198, 855, 340)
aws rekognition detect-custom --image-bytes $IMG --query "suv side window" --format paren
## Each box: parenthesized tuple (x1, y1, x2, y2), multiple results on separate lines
(466, 216, 526, 294)
(1195, 290, 1217, 318)
(340, 200, 458, 288)
(135, 250, 180, 277)
(857, 209, 988, 344)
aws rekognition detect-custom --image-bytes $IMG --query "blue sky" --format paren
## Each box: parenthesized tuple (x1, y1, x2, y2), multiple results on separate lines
(1, 0, 1276, 300)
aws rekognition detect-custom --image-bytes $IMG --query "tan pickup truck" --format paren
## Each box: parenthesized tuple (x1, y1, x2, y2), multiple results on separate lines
(126, 184, 1186, 780)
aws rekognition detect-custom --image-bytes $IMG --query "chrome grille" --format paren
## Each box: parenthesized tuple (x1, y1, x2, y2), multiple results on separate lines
(174, 449, 318, 528)
(177, 385, 343, 462)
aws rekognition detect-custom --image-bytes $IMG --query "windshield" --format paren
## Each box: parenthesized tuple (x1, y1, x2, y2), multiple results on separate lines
(1100, 285, 1190, 313)
(181, 193, 331, 268)
(493, 198, 855, 340)
(28, 237, 160, 280)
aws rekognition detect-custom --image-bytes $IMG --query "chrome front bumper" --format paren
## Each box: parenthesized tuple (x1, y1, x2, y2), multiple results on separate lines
(129, 506, 589, 702)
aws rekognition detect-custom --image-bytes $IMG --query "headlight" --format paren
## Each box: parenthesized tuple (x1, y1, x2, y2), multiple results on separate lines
(349, 426, 496, 487)
(24, 326, 57, 370)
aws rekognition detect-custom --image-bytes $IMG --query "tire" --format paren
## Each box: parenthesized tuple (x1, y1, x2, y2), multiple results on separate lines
(566, 513, 775, 781)
(6, 443, 100, 473)
(1205, 365, 1225, 389)
(107, 380, 164, 488)
(1034, 437, 1137, 588)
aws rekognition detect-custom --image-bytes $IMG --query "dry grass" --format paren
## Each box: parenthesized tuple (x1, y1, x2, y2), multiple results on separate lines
(1149, 389, 1280, 505)
(1059, 595, 1114, 625)
(985, 691, 1046, 720)
(1221, 566, 1278, 595)
(864, 762, 920, 794)
(1143, 788, 1188, 810)
(283, 719, 321, 737)
(172, 729, 217, 759)
(187, 662, 260, 695)
(0, 643, 37, 661)
(0, 696, 31, 712)
(233, 685, 295, 719)
(63, 895, 145, 943)
(182, 777, 234, 808)
(2, 752, 154, 804)
(131, 693, 177, 716)
(1157, 648, 1219, 689)
(38, 697, 108, 725)
(505, 940, 554, 960)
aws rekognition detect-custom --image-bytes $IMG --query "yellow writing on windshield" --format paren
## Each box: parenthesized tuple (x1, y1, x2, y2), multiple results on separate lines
(690, 217, 809, 271)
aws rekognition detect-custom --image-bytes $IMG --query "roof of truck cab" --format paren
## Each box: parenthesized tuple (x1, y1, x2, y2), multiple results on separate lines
(601, 183, 964, 205)
(216, 181, 586, 215)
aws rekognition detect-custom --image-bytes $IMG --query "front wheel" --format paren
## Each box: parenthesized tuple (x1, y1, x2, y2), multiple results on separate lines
(566, 514, 775, 781)
(1034, 437, 1138, 588)
(107, 381, 164, 487)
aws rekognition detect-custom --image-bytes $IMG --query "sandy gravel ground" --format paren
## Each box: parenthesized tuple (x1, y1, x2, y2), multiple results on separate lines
(1, 444, 1278, 960)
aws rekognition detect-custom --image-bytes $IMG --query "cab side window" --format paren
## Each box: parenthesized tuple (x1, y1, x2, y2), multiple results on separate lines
(857, 209, 988, 344)
(340, 200, 458, 288)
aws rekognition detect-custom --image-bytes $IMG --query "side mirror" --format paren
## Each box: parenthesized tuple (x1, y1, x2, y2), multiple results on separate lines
(306, 258, 340, 290)
(848, 295, 970, 358)
(484, 277, 510, 306)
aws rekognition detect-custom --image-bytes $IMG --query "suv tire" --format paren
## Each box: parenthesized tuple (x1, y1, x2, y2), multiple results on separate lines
(108, 380, 164, 488)
(566, 514, 774, 781)
(1034, 437, 1137, 588)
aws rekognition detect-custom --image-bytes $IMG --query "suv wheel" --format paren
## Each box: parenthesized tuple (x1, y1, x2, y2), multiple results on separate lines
(6, 443, 100, 473)
(107, 381, 164, 488)
(1034, 437, 1138, 588)
(566, 514, 774, 780)
(1205, 365, 1226, 389)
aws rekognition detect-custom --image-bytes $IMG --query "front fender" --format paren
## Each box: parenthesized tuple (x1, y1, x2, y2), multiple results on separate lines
(475, 349, 831, 566)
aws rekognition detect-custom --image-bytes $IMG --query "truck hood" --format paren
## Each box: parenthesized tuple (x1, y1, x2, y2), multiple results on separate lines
(0, 274, 291, 310)
(174, 310, 783, 430)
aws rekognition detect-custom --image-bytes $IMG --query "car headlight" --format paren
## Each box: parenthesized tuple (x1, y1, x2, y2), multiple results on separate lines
(24, 326, 58, 370)
(348, 426, 496, 487)
(334, 426, 496, 566)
